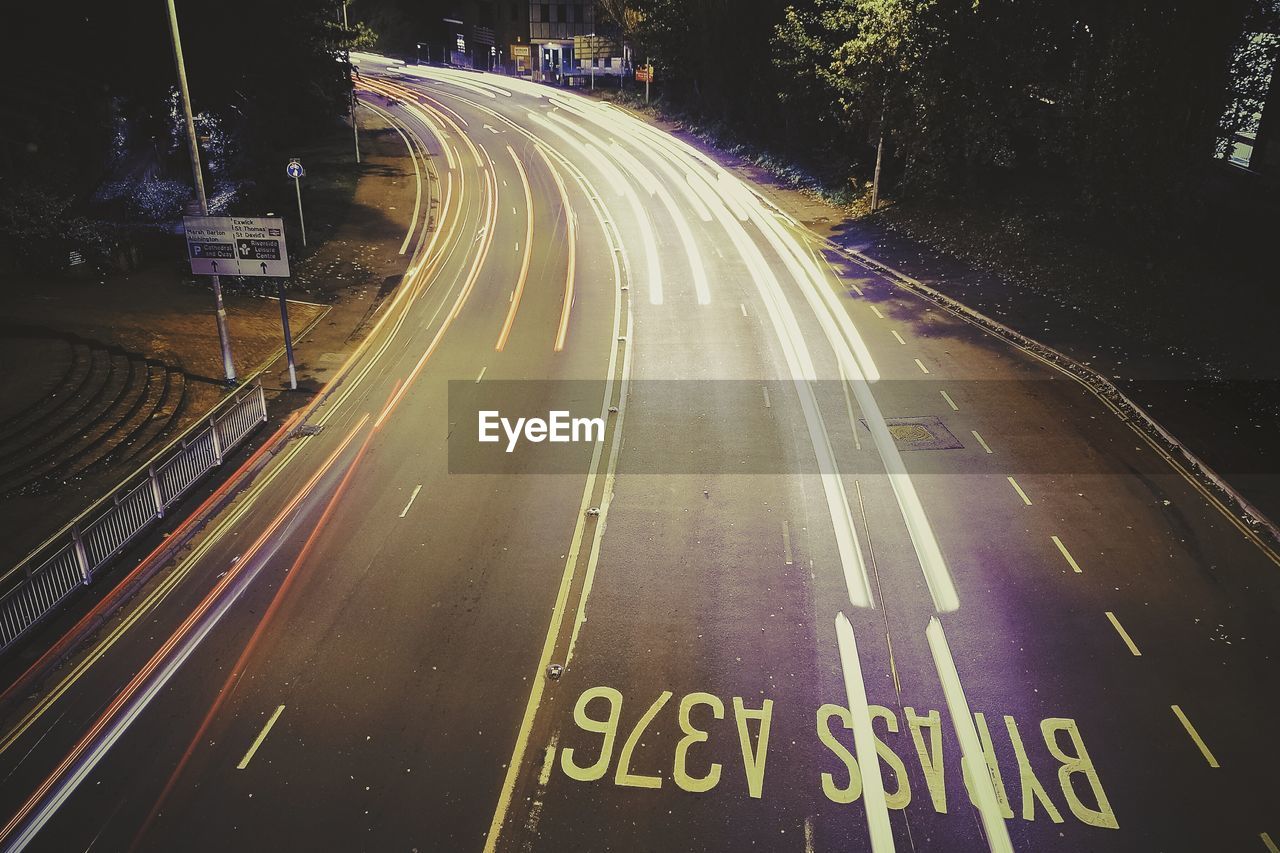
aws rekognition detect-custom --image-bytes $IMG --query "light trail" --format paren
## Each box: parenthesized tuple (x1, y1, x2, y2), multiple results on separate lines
(531, 144, 578, 351)
(495, 145, 534, 352)
(0, 416, 372, 852)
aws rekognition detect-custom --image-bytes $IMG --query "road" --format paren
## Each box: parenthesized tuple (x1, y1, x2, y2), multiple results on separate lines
(0, 56, 1277, 852)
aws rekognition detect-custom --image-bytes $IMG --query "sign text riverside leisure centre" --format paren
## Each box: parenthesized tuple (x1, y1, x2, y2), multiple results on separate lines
(183, 215, 291, 277)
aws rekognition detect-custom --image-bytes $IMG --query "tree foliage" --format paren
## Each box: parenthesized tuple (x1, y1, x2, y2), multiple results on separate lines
(1, 0, 368, 269)
(774, 0, 1275, 228)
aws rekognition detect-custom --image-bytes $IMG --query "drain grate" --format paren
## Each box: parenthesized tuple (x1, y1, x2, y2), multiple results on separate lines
(860, 416, 963, 451)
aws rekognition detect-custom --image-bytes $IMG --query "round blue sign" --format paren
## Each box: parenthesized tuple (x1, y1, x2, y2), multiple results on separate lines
(286, 161, 304, 179)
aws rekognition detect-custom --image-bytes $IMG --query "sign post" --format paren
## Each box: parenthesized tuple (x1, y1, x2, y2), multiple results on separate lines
(287, 159, 307, 247)
(636, 63, 654, 102)
(276, 280, 297, 389)
(183, 215, 297, 388)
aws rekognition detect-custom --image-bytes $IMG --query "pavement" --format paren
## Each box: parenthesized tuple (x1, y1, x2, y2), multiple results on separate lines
(0, 57, 1276, 853)
(0, 106, 415, 574)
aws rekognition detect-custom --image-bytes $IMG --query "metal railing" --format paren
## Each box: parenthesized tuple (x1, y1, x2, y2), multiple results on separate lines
(0, 382, 267, 652)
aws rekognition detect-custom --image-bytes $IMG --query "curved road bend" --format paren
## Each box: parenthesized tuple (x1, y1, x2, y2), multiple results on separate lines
(0, 56, 1276, 853)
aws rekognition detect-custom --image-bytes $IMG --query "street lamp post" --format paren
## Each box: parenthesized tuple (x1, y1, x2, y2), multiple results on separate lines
(165, 0, 236, 384)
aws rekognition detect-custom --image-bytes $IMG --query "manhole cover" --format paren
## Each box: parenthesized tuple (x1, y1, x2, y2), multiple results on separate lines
(861, 416, 963, 451)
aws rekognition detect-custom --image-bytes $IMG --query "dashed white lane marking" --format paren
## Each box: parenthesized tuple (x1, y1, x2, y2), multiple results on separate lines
(1007, 476, 1032, 506)
(926, 618, 1014, 853)
(1104, 611, 1142, 656)
(1050, 535, 1082, 573)
(476, 366, 487, 383)
(1171, 705, 1220, 768)
(914, 358, 930, 374)
(891, 330, 906, 345)
(804, 816, 816, 853)
(399, 485, 424, 519)
(1261, 831, 1279, 853)
(869, 305, 884, 319)
(834, 613, 895, 853)
(782, 522, 794, 566)
(762, 386, 772, 409)
(940, 389, 958, 411)
(740, 303, 748, 317)
(237, 705, 286, 770)
(971, 430, 993, 454)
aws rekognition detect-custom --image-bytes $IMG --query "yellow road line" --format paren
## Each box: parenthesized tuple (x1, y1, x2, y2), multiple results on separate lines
(971, 430, 993, 454)
(482, 140, 628, 853)
(1104, 611, 1141, 656)
(1051, 535, 1082, 573)
(940, 389, 958, 411)
(237, 704, 286, 770)
(1007, 476, 1032, 506)
(1261, 832, 1279, 853)
(1171, 704, 1219, 768)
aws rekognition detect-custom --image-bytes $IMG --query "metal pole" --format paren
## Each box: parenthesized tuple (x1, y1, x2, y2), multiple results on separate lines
(294, 175, 307, 246)
(165, 0, 236, 384)
(351, 90, 360, 164)
(871, 130, 884, 213)
(277, 280, 297, 389)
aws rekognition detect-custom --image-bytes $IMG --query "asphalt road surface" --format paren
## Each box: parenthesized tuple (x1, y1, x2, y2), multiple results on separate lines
(1, 56, 1277, 853)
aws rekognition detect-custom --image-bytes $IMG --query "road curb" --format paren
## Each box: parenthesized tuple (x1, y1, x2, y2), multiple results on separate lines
(814, 231, 1280, 562)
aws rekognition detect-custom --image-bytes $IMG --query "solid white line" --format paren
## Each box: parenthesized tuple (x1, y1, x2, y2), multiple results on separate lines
(1171, 705, 1219, 768)
(476, 365, 487, 383)
(1007, 476, 1032, 506)
(834, 613, 895, 853)
(237, 705, 286, 770)
(914, 358, 930, 374)
(940, 390, 958, 411)
(971, 430, 993, 454)
(926, 618, 1014, 853)
(1104, 611, 1141, 656)
(399, 484, 423, 518)
(1050, 535, 1082, 573)
(891, 330, 906, 345)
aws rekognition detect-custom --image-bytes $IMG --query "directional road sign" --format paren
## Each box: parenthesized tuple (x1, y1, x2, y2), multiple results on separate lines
(286, 159, 305, 179)
(183, 216, 291, 277)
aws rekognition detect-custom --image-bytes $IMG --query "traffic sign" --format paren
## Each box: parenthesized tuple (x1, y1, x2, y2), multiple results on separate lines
(286, 159, 305, 179)
(183, 216, 291, 277)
